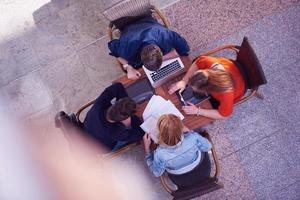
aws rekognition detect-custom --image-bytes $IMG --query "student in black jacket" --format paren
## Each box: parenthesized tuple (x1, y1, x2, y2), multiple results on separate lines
(84, 83, 144, 151)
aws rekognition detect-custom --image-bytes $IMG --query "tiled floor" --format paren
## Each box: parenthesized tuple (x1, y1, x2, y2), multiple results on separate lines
(0, 0, 299, 199)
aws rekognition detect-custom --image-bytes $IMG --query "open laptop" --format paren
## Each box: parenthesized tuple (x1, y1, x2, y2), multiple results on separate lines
(125, 77, 155, 104)
(143, 57, 185, 88)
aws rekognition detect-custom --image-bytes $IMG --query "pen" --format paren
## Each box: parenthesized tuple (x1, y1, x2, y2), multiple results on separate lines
(178, 91, 187, 106)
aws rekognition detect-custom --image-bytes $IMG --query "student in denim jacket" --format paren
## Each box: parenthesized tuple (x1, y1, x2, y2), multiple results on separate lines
(143, 114, 212, 187)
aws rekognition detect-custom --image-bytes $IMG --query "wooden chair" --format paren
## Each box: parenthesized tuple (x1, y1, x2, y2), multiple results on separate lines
(102, 0, 170, 71)
(55, 100, 140, 159)
(159, 130, 223, 200)
(199, 37, 267, 106)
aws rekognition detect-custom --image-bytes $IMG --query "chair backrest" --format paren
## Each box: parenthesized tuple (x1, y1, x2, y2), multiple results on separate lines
(160, 130, 223, 199)
(103, 0, 152, 21)
(236, 37, 267, 89)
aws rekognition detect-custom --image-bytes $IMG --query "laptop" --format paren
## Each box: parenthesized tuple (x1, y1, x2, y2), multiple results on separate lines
(143, 57, 185, 88)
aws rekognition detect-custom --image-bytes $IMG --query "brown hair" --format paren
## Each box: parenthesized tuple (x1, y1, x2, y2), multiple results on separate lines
(157, 114, 183, 146)
(189, 69, 234, 93)
(141, 44, 163, 71)
(107, 97, 136, 122)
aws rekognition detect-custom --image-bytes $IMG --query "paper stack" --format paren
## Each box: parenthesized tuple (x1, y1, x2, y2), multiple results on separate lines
(140, 95, 184, 143)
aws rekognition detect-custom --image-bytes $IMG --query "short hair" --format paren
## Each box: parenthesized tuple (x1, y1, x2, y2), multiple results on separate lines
(141, 44, 163, 71)
(107, 97, 136, 122)
(189, 69, 234, 93)
(157, 114, 183, 146)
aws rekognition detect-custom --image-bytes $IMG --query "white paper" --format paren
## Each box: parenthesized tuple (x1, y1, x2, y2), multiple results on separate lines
(140, 115, 159, 143)
(140, 95, 184, 143)
(142, 95, 166, 120)
(152, 100, 184, 120)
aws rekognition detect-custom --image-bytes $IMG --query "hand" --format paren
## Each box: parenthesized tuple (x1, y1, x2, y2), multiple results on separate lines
(127, 65, 141, 80)
(182, 102, 199, 115)
(168, 80, 186, 94)
(143, 133, 152, 154)
(183, 126, 190, 132)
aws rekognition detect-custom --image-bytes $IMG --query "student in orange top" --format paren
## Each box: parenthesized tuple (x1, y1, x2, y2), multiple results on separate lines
(168, 55, 245, 119)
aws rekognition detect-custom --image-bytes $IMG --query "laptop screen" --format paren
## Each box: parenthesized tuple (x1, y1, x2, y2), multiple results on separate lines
(125, 77, 155, 104)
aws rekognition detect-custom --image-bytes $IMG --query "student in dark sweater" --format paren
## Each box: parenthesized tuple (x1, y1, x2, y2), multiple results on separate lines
(84, 83, 144, 151)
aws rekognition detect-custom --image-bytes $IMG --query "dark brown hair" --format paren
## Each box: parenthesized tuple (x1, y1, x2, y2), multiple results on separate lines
(106, 97, 136, 122)
(157, 114, 183, 146)
(189, 69, 234, 93)
(141, 44, 163, 71)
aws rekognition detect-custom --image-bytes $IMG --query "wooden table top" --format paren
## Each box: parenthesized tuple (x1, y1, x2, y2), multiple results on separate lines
(113, 57, 214, 130)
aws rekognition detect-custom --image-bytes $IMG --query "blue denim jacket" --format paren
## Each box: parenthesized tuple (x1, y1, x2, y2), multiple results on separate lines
(145, 131, 212, 177)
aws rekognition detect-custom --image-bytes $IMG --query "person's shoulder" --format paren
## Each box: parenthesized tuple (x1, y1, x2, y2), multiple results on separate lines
(183, 131, 200, 140)
(153, 146, 165, 159)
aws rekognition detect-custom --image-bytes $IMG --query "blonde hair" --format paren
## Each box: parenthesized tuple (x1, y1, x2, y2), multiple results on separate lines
(157, 114, 183, 146)
(189, 69, 234, 93)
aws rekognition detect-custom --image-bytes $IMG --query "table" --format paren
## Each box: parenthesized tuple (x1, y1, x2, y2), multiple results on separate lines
(113, 56, 213, 130)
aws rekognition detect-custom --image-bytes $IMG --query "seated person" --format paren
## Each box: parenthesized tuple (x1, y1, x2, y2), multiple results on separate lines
(84, 83, 144, 151)
(168, 55, 245, 119)
(108, 16, 190, 80)
(143, 114, 212, 187)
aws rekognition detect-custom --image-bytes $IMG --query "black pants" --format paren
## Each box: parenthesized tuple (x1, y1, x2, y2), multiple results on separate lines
(168, 152, 211, 188)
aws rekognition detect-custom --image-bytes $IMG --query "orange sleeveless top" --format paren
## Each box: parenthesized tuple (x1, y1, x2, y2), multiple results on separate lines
(195, 56, 245, 116)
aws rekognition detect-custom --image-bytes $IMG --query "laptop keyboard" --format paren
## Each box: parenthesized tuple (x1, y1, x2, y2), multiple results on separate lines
(150, 60, 181, 82)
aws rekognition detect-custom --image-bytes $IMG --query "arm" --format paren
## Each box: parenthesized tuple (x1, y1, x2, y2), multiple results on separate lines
(114, 127, 144, 142)
(182, 102, 228, 120)
(113, 116, 144, 142)
(109, 39, 141, 79)
(182, 62, 199, 84)
(116, 57, 128, 65)
(145, 151, 166, 177)
(195, 133, 212, 152)
(196, 108, 228, 120)
(168, 62, 199, 94)
(116, 57, 141, 80)
(94, 83, 127, 109)
(199, 92, 235, 119)
(182, 92, 234, 119)
(182, 55, 218, 83)
(172, 31, 190, 56)
(143, 134, 165, 177)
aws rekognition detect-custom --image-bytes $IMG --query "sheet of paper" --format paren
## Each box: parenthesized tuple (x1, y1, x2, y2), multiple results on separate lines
(140, 115, 159, 143)
(141, 96, 184, 143)
(142, 95, 166, 120)
(152, 100, 184, 120)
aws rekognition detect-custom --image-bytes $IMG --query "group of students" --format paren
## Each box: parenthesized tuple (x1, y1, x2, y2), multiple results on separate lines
(83, 15, 245, 186)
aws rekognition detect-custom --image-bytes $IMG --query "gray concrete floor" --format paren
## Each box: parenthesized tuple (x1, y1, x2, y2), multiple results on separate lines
(0, 0, 299, 199)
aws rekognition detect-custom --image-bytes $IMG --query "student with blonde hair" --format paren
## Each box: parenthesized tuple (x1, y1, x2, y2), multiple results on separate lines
(168, 56, 245, 119)
(143, 114, 212, 187)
